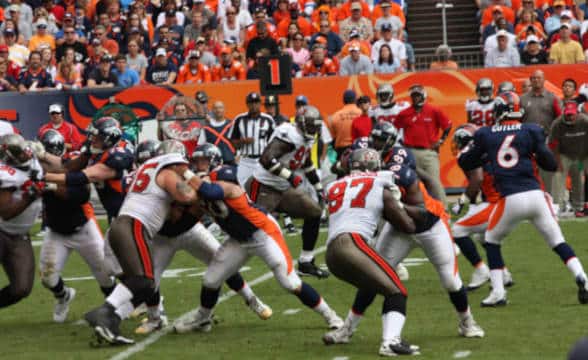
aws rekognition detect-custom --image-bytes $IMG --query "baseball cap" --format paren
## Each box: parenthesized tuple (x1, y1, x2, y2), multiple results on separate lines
(155, 47, 167, 57)
(380, 1, 391, 8)
(561, 10, 573, 18)
(496, 29, 508, 37)
(560, 22, 571, 30)
(526, 35, 540, 43)
(356, 95, 370, 105)
(196, 90, 208, 103)
(0, 44, 8, 52)
(381, 22, 393, 32)
(348, 41, 360, 52)
(100, 54, 112, 62)
(351, 2, 362, 10)
(564, 102, 578, 115)
(36, 19, 48, 28)
(246, 92, 261, 103)
(264, 95, 279, 105)
(165, 9, 176, 17)
(196, 36, 206, 43)
(48, 104, 63, 114)
(492, 5, 503, 12)
(194, 0, 205, 3)
(349, 28, 360, 38)
(64, 12, 74, 20)
(553, 0, 565, 6)
(8, 4, 20, 12)
(130, 27, 140, 34)
(187, 50, 201, 59)
(3, 28, 15, 36)
(295, 95, 308, 106)
(343, 89, 357, 104)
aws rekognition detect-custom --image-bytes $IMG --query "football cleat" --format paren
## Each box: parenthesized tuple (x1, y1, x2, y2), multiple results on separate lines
(322, 323, 353, 345)
(173, 309, 213, 334)
(458, 315, 485, 338)
(481, 290, 507, 307)
(467, 264, 490, 291)
(130, 303, 148, 319)
(285, 223, 298, 234)
(85, 303, 133, 345)
(503, 268, 515, 288)
(324, 309, 344, 330)
(395, 263, 409, 281)
(297, 259, 330, 279)
(576, 276, 588, 304)
(379, 338, 420, 356)
(53, 287, 76, 323)
(135, 315, 169, 335)
(247, 296, 272, 320)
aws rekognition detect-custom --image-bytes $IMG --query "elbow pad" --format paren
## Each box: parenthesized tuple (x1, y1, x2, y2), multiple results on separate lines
(197, 182, 225, 201)
(65, 171, 89, 186)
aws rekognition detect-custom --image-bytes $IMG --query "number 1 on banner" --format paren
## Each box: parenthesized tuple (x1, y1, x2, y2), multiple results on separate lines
(268, 59, 281, 86)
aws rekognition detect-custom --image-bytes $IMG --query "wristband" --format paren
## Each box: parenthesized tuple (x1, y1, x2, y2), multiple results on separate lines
(183, 169, 196, 181)
(278, 168, 293, 180)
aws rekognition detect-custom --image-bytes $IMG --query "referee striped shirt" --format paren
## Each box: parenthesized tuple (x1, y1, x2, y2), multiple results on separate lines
(230, 112, 275, 157)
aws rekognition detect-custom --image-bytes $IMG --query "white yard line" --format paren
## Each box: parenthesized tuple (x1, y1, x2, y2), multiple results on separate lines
(109, 245, 327, 360)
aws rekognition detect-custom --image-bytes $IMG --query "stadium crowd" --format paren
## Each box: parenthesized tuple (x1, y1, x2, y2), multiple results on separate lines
(0, 0, 585, 90)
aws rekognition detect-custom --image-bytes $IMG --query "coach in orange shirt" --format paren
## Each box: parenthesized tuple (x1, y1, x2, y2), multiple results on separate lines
(177, 50, 211, 84)
(395, 84, 452, 204)
(329, 89, 361, 156)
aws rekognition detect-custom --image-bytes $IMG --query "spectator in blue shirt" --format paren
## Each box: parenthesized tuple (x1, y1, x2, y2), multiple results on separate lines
(112, 54, 139, 88)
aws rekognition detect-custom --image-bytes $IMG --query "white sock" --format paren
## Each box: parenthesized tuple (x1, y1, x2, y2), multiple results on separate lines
(106, 283, 133, 309)
(238, 283, 255, 302)
(284, 216, 293, 226)
(457, 306, 472, 321)
(115, 301, 134, 320)
(313, 298, 331, 316)
(198, 306, 213, 319)
(147, 305, 160, 320)
(566, 258, 586, 280)
(299, 251, 314, 263)
(489, 269, 505, 294)
(382, 311, 406, 342)
(347, 310, 363, 332)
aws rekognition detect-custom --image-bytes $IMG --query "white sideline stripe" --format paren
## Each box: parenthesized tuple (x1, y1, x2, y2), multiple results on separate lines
(109, 245, 327, 360)
(453, 350, 472, 358)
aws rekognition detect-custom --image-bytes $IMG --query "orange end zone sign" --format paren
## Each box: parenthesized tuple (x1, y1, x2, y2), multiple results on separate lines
(0, 109, 18, 122)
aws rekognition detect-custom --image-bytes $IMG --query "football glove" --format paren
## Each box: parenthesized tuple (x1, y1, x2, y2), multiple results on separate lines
(27, 141, 46, 160)
(288, 173, 303, 188)
(450, 194, 469, 216)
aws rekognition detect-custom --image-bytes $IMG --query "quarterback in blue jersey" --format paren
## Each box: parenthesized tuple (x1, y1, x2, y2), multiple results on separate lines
(458, 92, 588, 307)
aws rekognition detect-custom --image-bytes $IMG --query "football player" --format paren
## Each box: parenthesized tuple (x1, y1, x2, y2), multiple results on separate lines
(246, 105, 328, 278)
(83, 140, 198, 345)
(466, 78, 495, 127)
(322, 148, 420, 356)
(0, 134, 45, 309)
(458, 91, 588, 306)
(173, 144, 343, 333)
(332, 157, 485, 340)
(37, 130, 116, 323)
(450, 124, 513, 290)
(369, 83, 410, 125)
(496, 81, 515, 95)
(134, 142, 272, 334)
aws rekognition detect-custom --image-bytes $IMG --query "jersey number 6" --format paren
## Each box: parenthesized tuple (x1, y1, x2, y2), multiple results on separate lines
(327, 177, 375, 213)
(497, 134, 519, 169)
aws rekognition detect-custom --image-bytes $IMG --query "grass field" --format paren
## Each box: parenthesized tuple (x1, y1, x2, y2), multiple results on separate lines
(2, 219, 588, 360)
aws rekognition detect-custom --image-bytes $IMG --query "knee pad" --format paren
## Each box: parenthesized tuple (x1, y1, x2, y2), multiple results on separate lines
(40, 270, 60, 289)
(439, 269, 463, 292)
(275, 268, 302, 292)
(203, 270, 225, 290)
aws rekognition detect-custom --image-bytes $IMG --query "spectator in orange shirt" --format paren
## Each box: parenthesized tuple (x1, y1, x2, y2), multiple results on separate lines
(481, 3, 515, 28)
(339, 29, 371, 57)
(176, 50, 211, 84)
(429, 44, 459, 70)
(336, 0, 371, 21)
(273, 0, 291, 25)
(277, 3, 314, 38)
(302, 44, 338, 76)
(92, 25, 119, 56)
(311, 5, 339, 32)
(28, 19, 56, 51)
(329, 89, 361, 156)
(212, 46, 246, 81)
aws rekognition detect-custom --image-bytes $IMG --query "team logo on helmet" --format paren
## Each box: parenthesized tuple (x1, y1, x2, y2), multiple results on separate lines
(451, 123, 478, 155)
(349, 148, 381, 172)
(40, 129, 65, 157)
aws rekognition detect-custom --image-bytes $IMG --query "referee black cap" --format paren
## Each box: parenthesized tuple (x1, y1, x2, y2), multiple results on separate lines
(264, 95, 279, 105)
(195, 90, 208, 104)
(246, 92, 261, 103)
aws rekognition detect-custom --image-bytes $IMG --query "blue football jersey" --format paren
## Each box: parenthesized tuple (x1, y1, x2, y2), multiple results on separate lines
(382, 145, 417, 170)
(458, 121, 557, 197)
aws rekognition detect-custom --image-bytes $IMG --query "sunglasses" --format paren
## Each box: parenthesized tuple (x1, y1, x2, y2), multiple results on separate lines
(64, 31, 75, 34)
(50, 112, 62, 115)
(95, 32, 104, 36)
(227, 12, 236, 14)
(294, 37, 304, 40)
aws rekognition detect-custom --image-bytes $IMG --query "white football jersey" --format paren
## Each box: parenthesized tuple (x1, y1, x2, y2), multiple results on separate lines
(369, 101, 410, 124)
(326, 171, 394, 244)
(0, 159, 43, 235)
(120, 153, 188, 237)
(253, 123, 315, 191)
(0, 121, 16, 136)
(465, 99, 495, 126)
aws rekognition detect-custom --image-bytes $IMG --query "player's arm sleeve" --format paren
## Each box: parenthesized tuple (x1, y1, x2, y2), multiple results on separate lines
(259, 137, 295, 173)
(197, 181, 225, 200)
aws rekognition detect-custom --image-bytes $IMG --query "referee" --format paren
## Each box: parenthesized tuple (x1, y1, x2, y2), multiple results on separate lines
(230, 92, 276, 186)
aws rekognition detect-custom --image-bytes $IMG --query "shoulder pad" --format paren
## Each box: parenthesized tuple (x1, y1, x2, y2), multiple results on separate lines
(387, 163, 417, 189)
(0, 164, 20, 189)
(211, 165, 239, 184)
(274, 123, 299, 145)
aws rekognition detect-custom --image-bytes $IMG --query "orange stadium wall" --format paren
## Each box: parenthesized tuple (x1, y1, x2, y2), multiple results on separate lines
(1, 64, 586, 188)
